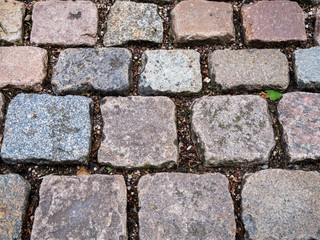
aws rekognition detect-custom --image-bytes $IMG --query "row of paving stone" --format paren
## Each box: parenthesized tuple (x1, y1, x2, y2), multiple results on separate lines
(0, 92, 319, 168)
(1, 46, 320, 93)
(1, 170, 319, 239)
(1, 0, 320, 47)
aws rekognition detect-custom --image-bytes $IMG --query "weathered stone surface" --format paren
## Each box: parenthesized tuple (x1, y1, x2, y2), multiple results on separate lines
(0, 47, 47, 91)
(191, 95, 275, 167)
(0, 1, 25, 45)
(98, 96, 178, 168)
(242, 169, 320, 240)
(139, 50, 202, 95)
(294, 47, 320, 91)
(1, 94, 92, 165)
(30, 1, 98, 46)
(241, 1, 307, 46)
(138, 173, 236, 239)
(0, 92, 5, 126)
(138, 0, 174, 4)
(103, 1, 163, 46)
(0, 174, 31, 240)
(316, 10, 320, 45)
(31, 175, 127, 240)
(171, 0, 234, 44)
(208, 49, 289, 92)
(278, 92, 320, 162)
(52, 48, 132, 95)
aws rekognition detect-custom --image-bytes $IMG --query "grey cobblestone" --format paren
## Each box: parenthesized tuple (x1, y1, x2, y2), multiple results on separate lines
(0, 174, 31, 240)
(191, 95, 275, 167)
(52, 48, 132, 95)
(139, 173, 236, 239)
(1, 94, 92, 165)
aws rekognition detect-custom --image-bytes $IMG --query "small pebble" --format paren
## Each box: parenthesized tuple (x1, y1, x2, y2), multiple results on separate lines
(260, 165, 268, 169)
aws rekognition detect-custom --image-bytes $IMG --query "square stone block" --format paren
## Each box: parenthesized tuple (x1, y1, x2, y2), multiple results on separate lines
(0, 174, 30, 240)
(138, 173, 236, 239)
(242, 169, 320, 240)
(138, 50, 202, 95)
(52, 48, 132, 95)
(103, 1, 163, 46)
(0, 47, 47, 91)
(31, 175, 127, 240)
(171, 0, 234, 44)
(294, 47, 320, 91)
(98, 96, 178, 168)
(0, 1, 25, 45)
(278, 92, 320, 162)
(191, 95, 275, 167)
(1, 94, 92, 165)
(30, 1, 98, 46)
(208, 49, 289, 92)
(241, 1, 306, 46)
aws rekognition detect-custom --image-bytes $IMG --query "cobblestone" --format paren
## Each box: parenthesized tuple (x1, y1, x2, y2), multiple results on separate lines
(0, 47, 47, 91)
(139, 173, 236, 239)
(103, 1, 163, 47)
(241, 1, 306, 46)
(278, 92, 320, 163)
(242, 169, 320, 240)
(208, 49, 289, 92)
(98, 96, 178, 168)
(52, 48, 132, 95)
(316, 9, 320, 45)
(0, 1, 25, 45)
(1, 94, 92, 165)
(191, 95, 275, 167)
(0, 92, 5, 127)
(171, 0, 234, 44)
(0, 174, 31, 240)
(294, 47, 320, 91)
(31, 175, 127, 240)
(139, 50, 202, 95)
(30, 1, 98, 46)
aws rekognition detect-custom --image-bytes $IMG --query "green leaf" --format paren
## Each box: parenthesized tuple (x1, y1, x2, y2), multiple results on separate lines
(106, 167, 114, 173)
(265, 90, 283, 101)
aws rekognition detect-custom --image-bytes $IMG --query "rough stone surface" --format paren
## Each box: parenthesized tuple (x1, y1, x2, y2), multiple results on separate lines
(278, 92, 320, 163)
(0, 47, 47, 91)
(208, 49, 289, 92)
(52, 48, 132, 95)
(293, 47, 320, 91)
(1, 94, 92, 165)
(242, 169, 320, 240)
(0, 174, 31, 240)
(0, 92, 5, 126)
(316, 10, 320, 45)
(30, 1, 98, 46)
(139, 50, 202, 95)
(103, 1, 163, 46)
(31, 175, 127, 240)
(0, 1, 25, 45)
(171, 0, 234, 44)
(241, 1, 307, 45)
(138, 0, 174, 3)
(191, 95, 275, 167)
(98, 96, 178, 168)
(138, 173, 236, 239)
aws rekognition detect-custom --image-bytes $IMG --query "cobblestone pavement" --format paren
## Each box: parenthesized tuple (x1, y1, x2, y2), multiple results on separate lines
(0, 0, 319, 239)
